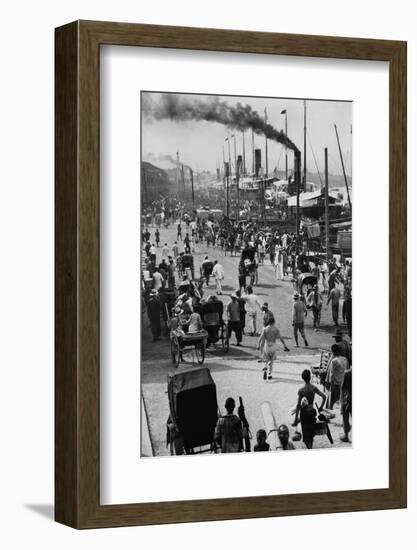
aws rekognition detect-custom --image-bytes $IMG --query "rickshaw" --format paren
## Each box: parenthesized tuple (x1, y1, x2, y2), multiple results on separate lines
(297, 272, 318, 298)
(170, 309, 207, 368)
(166, 367, 219, 455)
(200, 299, 229, 352)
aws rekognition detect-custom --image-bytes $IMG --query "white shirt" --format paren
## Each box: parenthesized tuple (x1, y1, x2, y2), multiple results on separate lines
(149, 245, 156, 255)
(212, 263, 224, 280)
(153, 271, 164, 290)
(243, 293, 262, 313)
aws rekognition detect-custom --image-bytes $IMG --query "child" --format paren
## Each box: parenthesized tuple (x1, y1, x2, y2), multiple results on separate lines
(254, 429, 270, 452)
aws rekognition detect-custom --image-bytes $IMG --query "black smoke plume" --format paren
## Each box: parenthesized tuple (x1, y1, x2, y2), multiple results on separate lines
(143, 93, 300, 154)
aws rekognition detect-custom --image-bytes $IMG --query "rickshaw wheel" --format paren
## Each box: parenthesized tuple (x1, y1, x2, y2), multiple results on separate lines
(195, 342, 205, 364)
(171, 338, 180, 367)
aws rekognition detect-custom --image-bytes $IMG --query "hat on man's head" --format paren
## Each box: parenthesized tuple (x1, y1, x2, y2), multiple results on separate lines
(293, 292, 300, 298)
(231, 293, 238, 300)
(262, 302, 269, 308)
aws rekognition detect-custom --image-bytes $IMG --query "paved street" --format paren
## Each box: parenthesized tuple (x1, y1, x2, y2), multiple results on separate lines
(141, 225, 351, 456)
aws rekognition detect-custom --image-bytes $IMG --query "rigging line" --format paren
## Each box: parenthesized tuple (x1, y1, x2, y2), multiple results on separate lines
(307, 131, 323, 187)
(328, 152, 342, 173)
(276, 147, 284, 173)
(344, 150, 351, 178)
(329, 150, 350, 183)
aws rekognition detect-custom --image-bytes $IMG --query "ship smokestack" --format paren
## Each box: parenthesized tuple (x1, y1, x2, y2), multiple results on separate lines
(255, 149, 262, 177)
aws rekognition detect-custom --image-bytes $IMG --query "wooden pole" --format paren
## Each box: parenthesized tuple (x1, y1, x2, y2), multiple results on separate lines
(303, 100, 307, 192)
(190, 168, 194, 206)
(264, 108, 268, 178)
(334, 124, 352, 210)
(242, 130, 246, 175)
(285, 112, 288, 180)
(181, 164, 185, 202)
(228, 139, 232, 218)
(233, 134, 239, 218)
(295, 152, 300, 249)
(252, 129, 255, 174)
(324, 148, 330, 264)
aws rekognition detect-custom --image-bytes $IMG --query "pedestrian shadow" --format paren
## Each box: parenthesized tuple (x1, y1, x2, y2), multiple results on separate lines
(264, 376, 301, 385)
(220, 284, 235, 291)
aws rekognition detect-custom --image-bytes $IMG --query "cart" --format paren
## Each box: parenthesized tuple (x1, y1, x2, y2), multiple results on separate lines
(170, 313, 207, 368)
(167, 367, 219, 455)
(201, 300, 229, 352)
(297, 273, 318, 298)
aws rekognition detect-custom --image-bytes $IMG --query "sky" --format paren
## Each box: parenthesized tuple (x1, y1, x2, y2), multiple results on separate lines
(141, 92, 352, 179)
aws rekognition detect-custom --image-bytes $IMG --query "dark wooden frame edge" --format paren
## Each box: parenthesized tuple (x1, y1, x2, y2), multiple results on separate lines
(55, 20, 407, 529)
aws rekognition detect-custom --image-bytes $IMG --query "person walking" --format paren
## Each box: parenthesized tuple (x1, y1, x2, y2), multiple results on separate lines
(227, 294, 242, 346)
(258, 316, 290, 380)
(177, 222, 182, 241)
(307, 284, 323, 330)
(212, 260, 224, 295)
(292, 293, 309, 347)
(327, 285, 341, 326)
(167, 259, 176, 289)
(201, 256, 212, 286)
(282, 248, 289, 278)
(154, 229, 160, 247)
(326, 343, 348, 409)
(292, 369, 326, 449)
(243, 286, 262, 336)
(161, 242, 170, 260)
(257, 302, 275, 362)
(184, 233, 191, 254)
(276, 247, 284, 280)
(343, 289, 352, 339)
(214, 397, 243, 453)
(146, 289, 162, 342)
(238, 262, 247, 292)
(149, 243, 156, 267)
(236, 290, 246, 335)
(340, 366, 352, 442)
(331, 328, 352, 365)
(172, 241, 179, 259)
(152, 266, 164, 291)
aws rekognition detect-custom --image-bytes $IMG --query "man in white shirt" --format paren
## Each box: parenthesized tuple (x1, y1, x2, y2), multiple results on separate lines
(243, 285, 263, 336)
(212, 260, 224, 295)
(152, 267, 164, 291)
(161, 242, 170, 259)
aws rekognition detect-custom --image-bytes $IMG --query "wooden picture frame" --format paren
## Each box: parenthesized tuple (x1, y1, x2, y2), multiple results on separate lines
(55, 20, 407, 529)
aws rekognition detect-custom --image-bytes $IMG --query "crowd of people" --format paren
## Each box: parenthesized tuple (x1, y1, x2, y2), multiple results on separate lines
(142, 200, 353, 452)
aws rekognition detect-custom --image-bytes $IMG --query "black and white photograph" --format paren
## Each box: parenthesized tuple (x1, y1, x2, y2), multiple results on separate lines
(140, 91, 353, 457)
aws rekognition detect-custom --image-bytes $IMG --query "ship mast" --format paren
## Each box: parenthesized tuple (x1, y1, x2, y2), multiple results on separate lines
(303, 100, 307, 192)
(334, 124, 352, 210)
